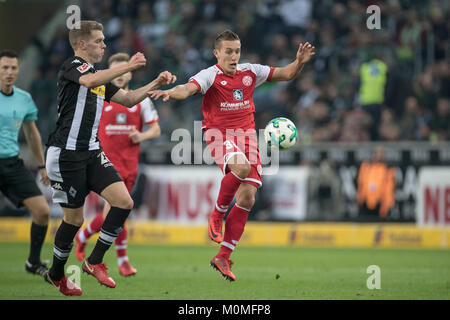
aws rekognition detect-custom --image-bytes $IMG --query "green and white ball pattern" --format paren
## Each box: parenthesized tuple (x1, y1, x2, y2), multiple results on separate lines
(264, 117, 298, 150)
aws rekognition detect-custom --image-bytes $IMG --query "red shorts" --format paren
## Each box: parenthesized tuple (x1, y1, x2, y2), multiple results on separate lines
(115, 167, 137, 193)
(205, 128, 262, 188)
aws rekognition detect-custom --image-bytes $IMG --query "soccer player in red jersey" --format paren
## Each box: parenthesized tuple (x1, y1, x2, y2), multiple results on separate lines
(74, 53, 161, 276)
(149, 30, 315, 281)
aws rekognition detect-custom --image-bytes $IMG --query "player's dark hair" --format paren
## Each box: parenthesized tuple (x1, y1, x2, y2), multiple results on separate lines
(69, 20, 103, 51)
(215, 30, 240, 49)
(0, 49, 18, 59)
(108, 52, 130, 66)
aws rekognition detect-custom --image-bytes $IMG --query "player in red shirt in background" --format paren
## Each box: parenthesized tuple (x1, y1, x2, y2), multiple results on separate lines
(149, 30, 315, 281)
(75, 53, 161, 276)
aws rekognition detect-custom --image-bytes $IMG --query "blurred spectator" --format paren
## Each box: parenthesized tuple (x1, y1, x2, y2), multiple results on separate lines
(413, 70, 438, 113)
(308, 101, 333, 142)
(114, 18, 146, 55)
(415, 105, 433, 141)
(429, 4, 448, 61)
(271, 33, 291, 62)
(357, 147, 395, 221)
(399, 96, 419, 140)
(314, 29, 335, 80)
(430, 98, 450, 141)
(378, 108, 401, 141)
(358, 56, 388, 140)
(277, 0, 312, 33)
(136, 2, 169, 49)
(396, 9, 422, 64)
(432, 60, 450, 99)
(116, 0, 137, 18)
(339, 108, 371, 142)
(308, 160, 344, 220)
(294, 72, 320, 110)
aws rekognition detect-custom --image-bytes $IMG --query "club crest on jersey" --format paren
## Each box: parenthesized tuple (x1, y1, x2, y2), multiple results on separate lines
(116, 113, 126, 123)
(90, 85, 105, 98)
(233, 89, 243, 101)
(242, 75, 253, 86)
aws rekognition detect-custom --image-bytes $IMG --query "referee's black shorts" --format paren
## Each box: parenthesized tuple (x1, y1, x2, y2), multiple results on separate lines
(0, 156, 43, 207)
(45, 146, 122, 208)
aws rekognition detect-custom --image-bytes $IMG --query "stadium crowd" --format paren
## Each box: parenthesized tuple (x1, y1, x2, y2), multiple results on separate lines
(29, 0, 449, 144)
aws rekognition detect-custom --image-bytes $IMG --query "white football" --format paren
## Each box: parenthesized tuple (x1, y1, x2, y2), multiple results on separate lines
(264, 117, 298, 150)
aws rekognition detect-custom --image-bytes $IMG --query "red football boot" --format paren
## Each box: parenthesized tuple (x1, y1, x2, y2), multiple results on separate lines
(44, 271, 82, 296)
(82, 260, 116, 288)
(119, 260, 137, 277)
(208, 210, 224, 243)
(210, 255, 236, 281)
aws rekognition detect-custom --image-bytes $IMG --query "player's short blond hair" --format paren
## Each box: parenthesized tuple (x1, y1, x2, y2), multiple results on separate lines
(214, 30, 240, 49)
(108, 53, 130, 66)
(69, 21, 103, 51)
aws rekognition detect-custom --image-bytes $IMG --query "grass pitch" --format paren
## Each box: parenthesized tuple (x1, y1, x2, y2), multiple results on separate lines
(0, 242, 449, 300)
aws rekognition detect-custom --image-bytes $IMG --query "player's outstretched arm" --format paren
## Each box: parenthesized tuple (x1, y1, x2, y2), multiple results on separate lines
(148, 82, 198, 102)
(271, 42, 316, 82)
(79, 52, 146, 88)
(111, 71, 177, 108)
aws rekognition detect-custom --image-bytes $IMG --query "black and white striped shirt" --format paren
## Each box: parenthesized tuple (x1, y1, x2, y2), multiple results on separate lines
(47, 56, 120, 151)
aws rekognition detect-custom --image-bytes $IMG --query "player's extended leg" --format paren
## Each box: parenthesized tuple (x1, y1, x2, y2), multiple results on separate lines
(23, 195, 50, 275)
(44, 206, 84, 296)
(82, 181, 133, 288)
(101, 200, 137, 276)
(115, 220, 136, 276)
(208, 154, 250, 243)
(211, 183, 256, 281)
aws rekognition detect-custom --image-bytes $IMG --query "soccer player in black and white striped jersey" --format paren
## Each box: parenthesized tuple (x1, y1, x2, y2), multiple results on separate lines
(43, 21, 176, 296)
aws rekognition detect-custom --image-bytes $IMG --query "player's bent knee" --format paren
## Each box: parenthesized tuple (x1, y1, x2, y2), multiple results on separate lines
(124, 198, 134, 210)
(64, 215, 84, 227)
(24, 196, 50, 220)
(236, 193, 255, 210)
(114, 197, 134, 210)
(29, 205, 50, 225)
(32, 204, 50, 217)
(61, 205, 85, 226)
(231, 163, 251, 179)
(34, 210, 50, 224)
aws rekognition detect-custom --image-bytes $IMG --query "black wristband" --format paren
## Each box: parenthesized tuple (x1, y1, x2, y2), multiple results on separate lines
(38, 165, 46, 169)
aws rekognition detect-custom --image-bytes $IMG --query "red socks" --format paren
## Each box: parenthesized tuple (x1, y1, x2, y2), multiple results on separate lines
(115, 223, 128, 264)
(215, 171, 244, 214)
(78, 213, 103, 243)
(88, 213, 103, 234)
(218, 204, 250, 260)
